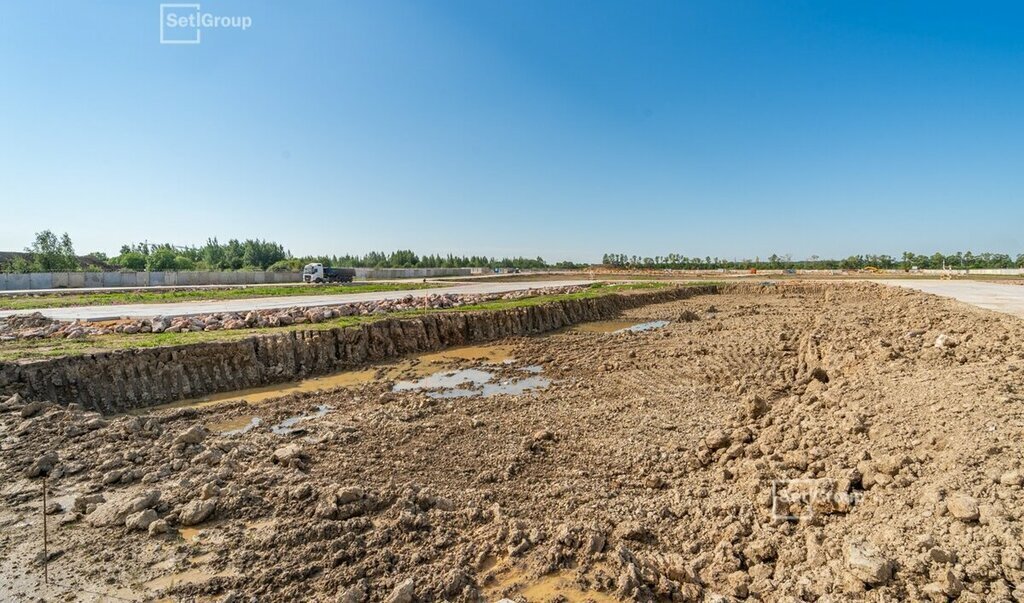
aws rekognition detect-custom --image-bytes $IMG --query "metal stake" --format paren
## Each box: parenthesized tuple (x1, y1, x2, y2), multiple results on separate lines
(42, 476, 49, 586)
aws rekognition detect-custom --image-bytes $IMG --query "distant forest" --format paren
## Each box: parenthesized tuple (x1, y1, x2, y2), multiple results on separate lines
(601, 252, 1024, 270)
(0, 231, 580, 272)
(3, 230, 1022, 273)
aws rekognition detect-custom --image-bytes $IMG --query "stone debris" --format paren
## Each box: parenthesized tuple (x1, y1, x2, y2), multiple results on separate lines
(846, 541, 893, 586)
(946, 493, 980, 522)
(178, 497, 217, 526)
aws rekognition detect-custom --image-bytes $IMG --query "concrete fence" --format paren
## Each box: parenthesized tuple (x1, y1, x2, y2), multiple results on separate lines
(0, 267, 486, 291)
(353, 267, 479, 279)
(0, 271, 303, 291)
(916, 268, 1024, 276)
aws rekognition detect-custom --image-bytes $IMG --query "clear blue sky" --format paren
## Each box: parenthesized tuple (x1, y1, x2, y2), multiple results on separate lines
(2, 1, 1022, 262)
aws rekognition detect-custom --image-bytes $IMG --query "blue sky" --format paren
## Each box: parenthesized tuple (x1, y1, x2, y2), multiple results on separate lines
(2, 1, 1022, 262)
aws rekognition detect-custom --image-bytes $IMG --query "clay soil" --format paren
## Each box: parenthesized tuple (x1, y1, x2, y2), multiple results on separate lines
(3, 283, 1024, 602)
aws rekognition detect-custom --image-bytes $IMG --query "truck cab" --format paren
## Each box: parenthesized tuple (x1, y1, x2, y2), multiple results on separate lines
(303, 263, 325, 283)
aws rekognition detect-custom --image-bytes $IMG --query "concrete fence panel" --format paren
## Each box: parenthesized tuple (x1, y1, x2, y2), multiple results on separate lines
(3, 274, 31, 290)
(29, 273, 54, 289)
(15, 274, 33, 289)
(353, 267, 473, 279)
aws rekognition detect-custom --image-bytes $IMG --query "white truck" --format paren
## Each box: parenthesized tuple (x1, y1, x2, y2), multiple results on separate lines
(302, 263, 355, 283)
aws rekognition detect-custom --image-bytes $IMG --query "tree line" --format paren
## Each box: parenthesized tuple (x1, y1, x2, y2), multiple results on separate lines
(8, 230, 1021, 273)
(283, 250, 565, 271)
(110, 238, 288, 271)
(602, 252, 1024, 270)
(0, 231, 581, 272)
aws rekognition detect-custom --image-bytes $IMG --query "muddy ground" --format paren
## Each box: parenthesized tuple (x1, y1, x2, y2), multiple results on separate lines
(2, 283, 1024, 602)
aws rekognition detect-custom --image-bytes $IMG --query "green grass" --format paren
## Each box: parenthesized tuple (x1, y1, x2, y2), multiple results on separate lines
(0, 282, 438, 311)
(0, 281, 690, 361)
(442, 280, 673, 311)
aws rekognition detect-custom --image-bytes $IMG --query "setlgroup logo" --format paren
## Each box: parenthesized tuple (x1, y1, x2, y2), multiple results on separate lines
(771, 478, 864, 521)
(159, 4, 252, 44)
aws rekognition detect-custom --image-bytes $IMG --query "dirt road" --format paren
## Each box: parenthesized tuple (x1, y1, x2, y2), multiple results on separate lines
(876, 279, 1024, 319)
(0, 280, 596, 321)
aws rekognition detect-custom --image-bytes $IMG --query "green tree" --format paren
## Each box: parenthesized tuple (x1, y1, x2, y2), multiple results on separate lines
(116, 252, 147, 271)
(146, 247, 179, 271)
(4, 256, 33, 273)
(25, 230, 78, 271)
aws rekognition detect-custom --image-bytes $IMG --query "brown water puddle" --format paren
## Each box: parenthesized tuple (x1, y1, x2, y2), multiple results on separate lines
(207, 416, 262, 434)
(147, 519, 284, 594)
(147, 526, 238, 593)
(144, 370, 377, 412)
(416, 344, 516, 365)
(140, 343, 518, 416)
(177, 519, 227, 543)
(143, 566, 239, 592)
(482, 560, 620, 603)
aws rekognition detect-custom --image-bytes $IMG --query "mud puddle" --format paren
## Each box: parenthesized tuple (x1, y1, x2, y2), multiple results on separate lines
(208, 416, 261, 435)
(393, 367, 550, 399)
(569, 319, 669, 334)
(482, 560, 620, 603)
(271, 405, 330, 435)
(415, 344, 516, 365)
(143, 566, 239, 592)
(144, 520, 274, 595)
(176, 518, 230, 543)
(142, 369, 378, 412)
(140, 344, 519, 416)
(621, 319, 670, 332)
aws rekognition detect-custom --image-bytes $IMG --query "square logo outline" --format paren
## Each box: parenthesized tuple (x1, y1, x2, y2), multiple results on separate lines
(160, 3, 202, 45)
